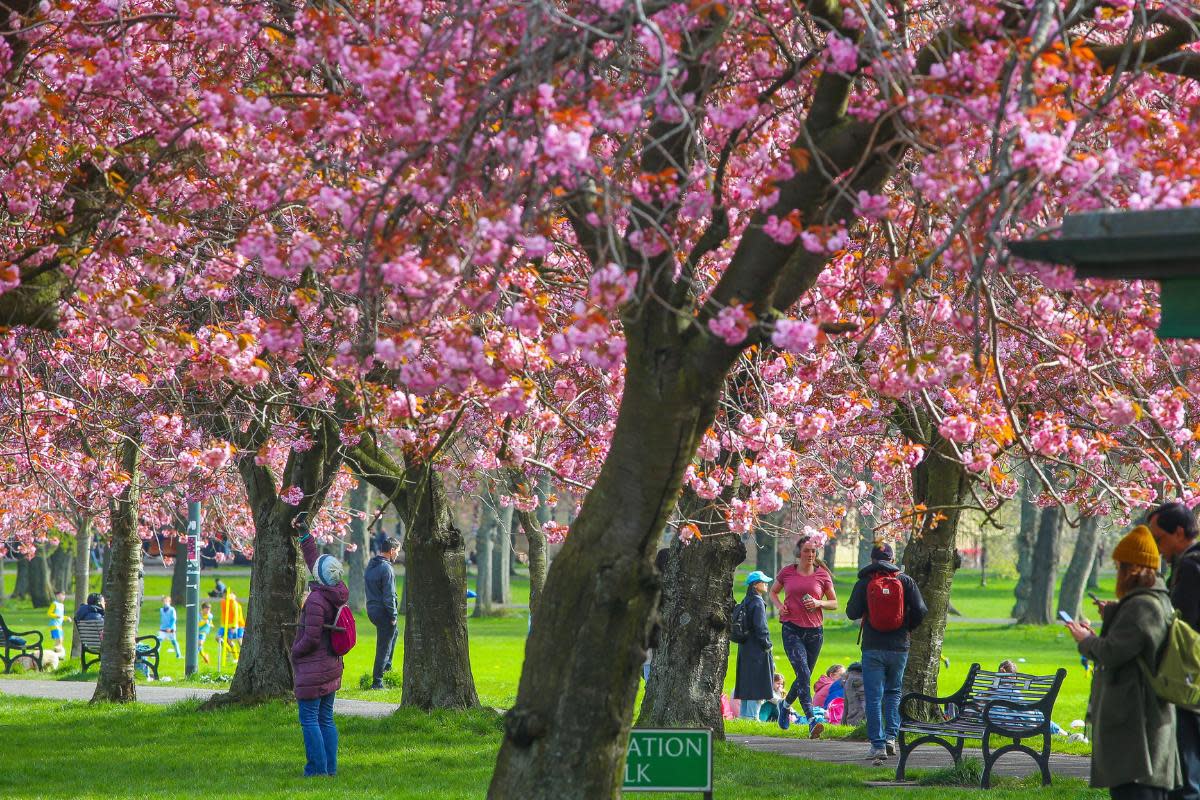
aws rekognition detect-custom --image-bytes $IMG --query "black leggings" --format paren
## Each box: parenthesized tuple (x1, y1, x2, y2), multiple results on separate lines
(781, 622, 823, 718)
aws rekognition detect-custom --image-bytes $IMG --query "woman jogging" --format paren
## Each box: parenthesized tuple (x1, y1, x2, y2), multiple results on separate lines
(770, 532, 837, 738)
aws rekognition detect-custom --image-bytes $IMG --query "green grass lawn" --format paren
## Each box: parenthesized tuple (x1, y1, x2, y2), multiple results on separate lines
(0, 696, 1101, 799)
(2, 565, 1104, 736)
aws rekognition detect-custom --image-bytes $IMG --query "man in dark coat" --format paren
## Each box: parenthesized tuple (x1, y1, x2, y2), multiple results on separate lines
(73, 593, 105, 622)
(733, 570, 774, 720)
(365, 537, 401, 689)
(846, 542, 927, 764)
(1149, 502, 1200, 800)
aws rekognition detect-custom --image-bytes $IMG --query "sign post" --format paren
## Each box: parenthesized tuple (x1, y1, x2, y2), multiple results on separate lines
(184, 501, 201, 677)
(623, 729, 713, 798)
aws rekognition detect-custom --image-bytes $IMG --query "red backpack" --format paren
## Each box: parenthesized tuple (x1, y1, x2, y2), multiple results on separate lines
(329, 604, 357, 656)
(866, 572, 906, 632)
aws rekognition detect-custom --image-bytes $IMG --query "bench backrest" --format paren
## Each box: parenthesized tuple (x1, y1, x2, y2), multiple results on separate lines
(955, 667, 1066, 725)
(0, 613, 13, 644)
(76, 619, 104, 650)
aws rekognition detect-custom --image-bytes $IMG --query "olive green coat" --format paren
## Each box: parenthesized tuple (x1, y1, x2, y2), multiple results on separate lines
(1078, 579, 1180, 790)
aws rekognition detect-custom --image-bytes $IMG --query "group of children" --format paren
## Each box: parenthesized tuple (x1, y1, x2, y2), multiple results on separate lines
(44, 589, 246, 676)
(731, 663, 867, 726)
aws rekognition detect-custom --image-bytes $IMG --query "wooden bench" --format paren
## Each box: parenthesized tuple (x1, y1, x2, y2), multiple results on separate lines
(0, 613, 43, 673)
(896, 663, 1067, 787)
(76, 618, 161, 679)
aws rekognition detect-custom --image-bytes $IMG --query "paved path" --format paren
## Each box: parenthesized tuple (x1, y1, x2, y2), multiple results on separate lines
(733, 735, 1090, 780)
(0, 679, 400, 718)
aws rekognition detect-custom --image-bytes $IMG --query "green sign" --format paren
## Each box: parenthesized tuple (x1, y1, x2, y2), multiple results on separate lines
(623, 729, 712, 793)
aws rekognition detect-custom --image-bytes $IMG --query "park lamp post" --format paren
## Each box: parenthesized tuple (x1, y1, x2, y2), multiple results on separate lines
(184, 501, 201, 677)
(1008, 207, 1200, 339)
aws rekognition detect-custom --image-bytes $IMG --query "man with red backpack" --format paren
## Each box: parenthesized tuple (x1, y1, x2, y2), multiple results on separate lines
(845, 542, 927, 765)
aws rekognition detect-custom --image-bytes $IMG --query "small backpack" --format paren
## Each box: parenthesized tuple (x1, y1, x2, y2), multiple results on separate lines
(866, 572, 906, 632)
(1140, 609, 1200, 710)
(329, 604, 357, 656)
(729, 598, 750, 644)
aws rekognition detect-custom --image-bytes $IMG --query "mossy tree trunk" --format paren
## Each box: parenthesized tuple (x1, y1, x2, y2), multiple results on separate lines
(49, 539, 73, 596)
(474, 491, 495, 617)
(638, 494, 745, 737)
(93, 439, 142, 703)
(26, 543, 54, 609)
(349, 439, 480, 710)
(1012, 462, 1040, 618)
(205, 413, 345, 707)
(896, 409, 970, 700)
(1019, 502, 1062, 625)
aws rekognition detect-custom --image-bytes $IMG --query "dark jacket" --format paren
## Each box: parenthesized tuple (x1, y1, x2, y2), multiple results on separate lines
(845, 561, 927, 651)
(73, 603, 104, 622)
(1169, 542, 1200, 629)
(733, 591, 774, 701)
(291, 534, 350, 700)
(364, 555, 397, 620)
(1078, 579, 1180, 790)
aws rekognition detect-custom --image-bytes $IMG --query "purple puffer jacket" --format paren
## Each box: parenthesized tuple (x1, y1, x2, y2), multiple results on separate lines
(291, 535, 349, 700)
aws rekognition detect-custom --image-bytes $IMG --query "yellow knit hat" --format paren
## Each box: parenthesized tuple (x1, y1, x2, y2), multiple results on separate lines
(1112, 525, 1161, 571)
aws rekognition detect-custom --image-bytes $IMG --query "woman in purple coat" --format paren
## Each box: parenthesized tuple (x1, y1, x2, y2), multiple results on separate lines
(293, 525, 350, 777)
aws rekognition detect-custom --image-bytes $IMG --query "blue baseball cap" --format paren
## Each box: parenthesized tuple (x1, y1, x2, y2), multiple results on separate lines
(745, 570, 773, 586)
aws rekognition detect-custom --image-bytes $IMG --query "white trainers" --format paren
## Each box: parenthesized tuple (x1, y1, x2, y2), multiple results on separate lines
(886, 739, 897, 756)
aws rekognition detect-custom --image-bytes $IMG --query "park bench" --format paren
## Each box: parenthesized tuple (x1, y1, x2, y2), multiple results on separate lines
(0, 612, 43, 673)
(76, 618, 161, 679)
(896, 663, 1067, 788)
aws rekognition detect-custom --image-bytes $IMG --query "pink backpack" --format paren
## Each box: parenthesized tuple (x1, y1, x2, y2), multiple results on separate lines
(720, 693, 737, 720)
(329, 604, 357, 656)
(826, 697, 845, 725)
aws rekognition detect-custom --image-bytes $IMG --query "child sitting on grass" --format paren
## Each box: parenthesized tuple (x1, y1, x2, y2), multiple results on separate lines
(813, 664, 845, 708)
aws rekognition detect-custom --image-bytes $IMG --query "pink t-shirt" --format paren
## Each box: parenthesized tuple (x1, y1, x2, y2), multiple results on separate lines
(776, 564, 834, 628)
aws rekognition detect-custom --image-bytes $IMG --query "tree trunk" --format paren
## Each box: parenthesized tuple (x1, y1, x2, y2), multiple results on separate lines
(492, 501, 513, 606)
(13, 556, 28, 599)
(1088, 540, 1104, 591)
(346, 481, 371, 614)
(474, 495, 495, 617)
(0, 555, 6, 605)
(517, 508, 548, 619)
(49, 540, 73, 595)
(637, 497, 745, 737)
(1057, 516, 1100, 619)
(171, 535, 188, 608)
(1019, 502, 1062, 625)
(755, 528, 778, 575)
(72, 519, 92, 658)
(27, 543, 54, 609)
(901, 431, 970, 700)
(823, 536, 837, 572)
(206, 415, 344, 707)
(93, 439, 142, 703)
(489, 325, 728, 799)
(1012, 462, 1040, 618)
(101, 543, 112, 597)
(398, 465, 479, 709)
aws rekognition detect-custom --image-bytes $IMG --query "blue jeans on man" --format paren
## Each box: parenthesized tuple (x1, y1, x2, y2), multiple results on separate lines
(298, 692, 338, 776)
(863, 650, 908, 749)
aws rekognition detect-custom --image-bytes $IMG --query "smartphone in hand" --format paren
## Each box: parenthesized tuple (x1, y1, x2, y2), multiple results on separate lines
(1087, 591, 1103, 604)
(1058, 610, 1075, 624)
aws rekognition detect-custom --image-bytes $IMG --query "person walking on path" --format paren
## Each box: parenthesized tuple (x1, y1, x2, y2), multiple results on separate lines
(845, 541, 928, 764)
(733, 571, 775, 721)
(292, 516, 349, 777)
(770, 533, 837, 737)
(1149, 502, 1200, 800)
(157, 596, 181, 658)
(1067, 525, 1180, 800)
(365, 537, 401, 689)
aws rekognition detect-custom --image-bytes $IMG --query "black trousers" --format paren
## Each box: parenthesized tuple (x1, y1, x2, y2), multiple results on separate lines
(1172, 709, 1200, 800)
(369, 615, 398, 684)
(1112, 784, 1168, 800)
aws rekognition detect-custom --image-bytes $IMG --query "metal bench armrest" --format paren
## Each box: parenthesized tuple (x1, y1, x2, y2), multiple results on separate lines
(5, 629, 43, 647)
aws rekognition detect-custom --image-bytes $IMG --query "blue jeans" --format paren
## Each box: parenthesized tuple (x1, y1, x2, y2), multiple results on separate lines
(863, 649, 908, 749)
(739, 700, 762, 720)
(298, 693, 338, 776)
(781, 623, 823, 719)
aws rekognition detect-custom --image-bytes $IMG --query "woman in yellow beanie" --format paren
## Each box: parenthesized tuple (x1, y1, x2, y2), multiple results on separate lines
(1066, 525, 1179, 800)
